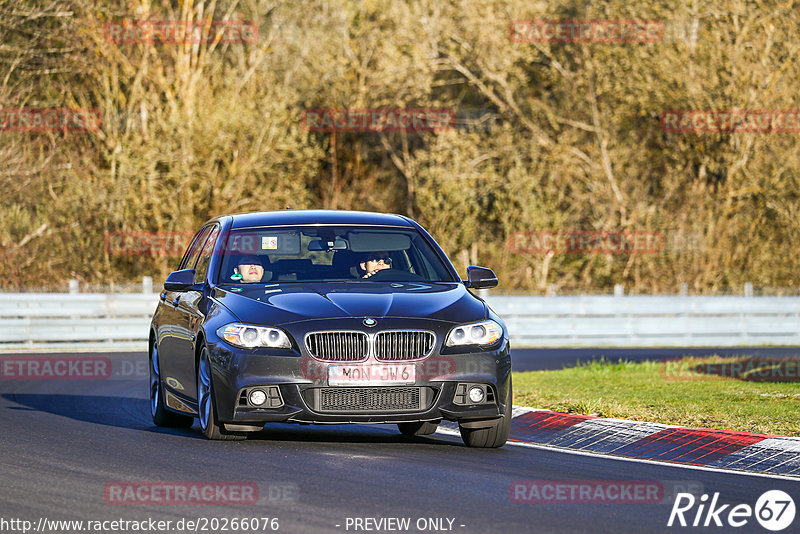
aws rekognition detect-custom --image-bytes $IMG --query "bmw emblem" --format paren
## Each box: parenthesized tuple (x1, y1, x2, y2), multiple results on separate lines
(363, 318, 377, 327)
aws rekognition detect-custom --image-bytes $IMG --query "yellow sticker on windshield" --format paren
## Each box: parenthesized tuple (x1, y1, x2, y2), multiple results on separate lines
(262, 236, 278, 249)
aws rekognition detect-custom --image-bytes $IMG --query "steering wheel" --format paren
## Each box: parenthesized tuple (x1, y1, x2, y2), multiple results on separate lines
(365, 269, 426, 282)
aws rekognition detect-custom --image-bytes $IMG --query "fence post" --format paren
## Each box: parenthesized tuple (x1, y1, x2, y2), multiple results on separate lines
(614, 284, 624, 297)
(142, 276, 153, 294)
(744, 282, 754, 297)
(68, 279, 79, 294)
(680, 283, 688, 296)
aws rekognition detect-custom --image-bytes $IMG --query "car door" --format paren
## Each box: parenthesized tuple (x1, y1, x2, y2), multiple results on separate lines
(158, 225, 212, 396)
(172, 224, 220, 401)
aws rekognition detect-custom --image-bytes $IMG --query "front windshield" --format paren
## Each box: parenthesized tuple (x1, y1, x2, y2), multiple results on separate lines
(218, 226, 455, 284)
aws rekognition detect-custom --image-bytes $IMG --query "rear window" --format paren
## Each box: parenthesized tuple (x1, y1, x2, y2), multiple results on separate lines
(218, 226, 454, 284)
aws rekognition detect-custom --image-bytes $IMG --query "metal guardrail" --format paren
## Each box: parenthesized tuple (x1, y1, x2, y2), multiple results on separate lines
(486, 295, 800, 347)
(0, 293, 157, 350)
(1, 293, 799, 349)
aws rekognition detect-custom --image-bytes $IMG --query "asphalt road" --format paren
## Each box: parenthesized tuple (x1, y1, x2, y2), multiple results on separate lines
(0, 352, 798, 534)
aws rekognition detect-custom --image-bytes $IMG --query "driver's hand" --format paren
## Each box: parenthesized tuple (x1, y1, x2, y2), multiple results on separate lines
(362, 263, 390, 278)
(363, 267, 387, 278)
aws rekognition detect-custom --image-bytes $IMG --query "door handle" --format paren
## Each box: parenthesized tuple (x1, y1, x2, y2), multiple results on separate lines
(171, 296, 181, 307)
(160, 292, 167, 302)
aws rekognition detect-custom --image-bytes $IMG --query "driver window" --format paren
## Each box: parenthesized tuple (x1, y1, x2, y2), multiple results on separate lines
(194, 225, 220, 284)
(181, 226, 212, 271)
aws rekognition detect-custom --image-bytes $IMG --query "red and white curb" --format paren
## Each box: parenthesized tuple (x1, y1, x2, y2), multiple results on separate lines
(440, 407, 800, 477)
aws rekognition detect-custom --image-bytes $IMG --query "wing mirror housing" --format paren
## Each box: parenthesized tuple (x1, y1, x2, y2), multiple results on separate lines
(164, 269, 197, 291)
(465, 266, 498, 289)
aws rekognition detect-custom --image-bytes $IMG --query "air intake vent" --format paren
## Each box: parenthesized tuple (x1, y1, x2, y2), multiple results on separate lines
(320, 387, 421, 412)
(303, 386, 437, 413)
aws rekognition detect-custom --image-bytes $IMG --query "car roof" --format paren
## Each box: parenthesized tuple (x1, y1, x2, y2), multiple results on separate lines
(223, 209, 415, 229)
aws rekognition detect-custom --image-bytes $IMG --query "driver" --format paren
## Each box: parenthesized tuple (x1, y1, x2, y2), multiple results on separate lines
(234, 255, 266, 283)
(359, 252, 392, 278)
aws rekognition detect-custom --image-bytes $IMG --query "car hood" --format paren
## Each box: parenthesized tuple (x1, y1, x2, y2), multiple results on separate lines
(213, 282, 485, 326)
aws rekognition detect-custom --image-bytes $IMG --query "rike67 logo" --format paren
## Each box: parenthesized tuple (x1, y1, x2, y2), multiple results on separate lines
(668, 490, 796, 531)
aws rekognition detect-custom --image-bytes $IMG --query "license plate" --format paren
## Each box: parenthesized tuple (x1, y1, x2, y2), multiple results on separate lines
(328, 364, 415, 386)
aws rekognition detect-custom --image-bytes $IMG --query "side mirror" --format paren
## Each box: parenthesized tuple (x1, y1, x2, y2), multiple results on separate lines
(465, 266, 498, 289)
(164, 269, 197, 291)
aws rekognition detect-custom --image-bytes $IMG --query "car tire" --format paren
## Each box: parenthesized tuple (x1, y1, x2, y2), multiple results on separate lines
(150, 342, 194, 428)
(197, 345, 247, 441)
(458, 379, 512, 448)
(397, 421, 439, 436)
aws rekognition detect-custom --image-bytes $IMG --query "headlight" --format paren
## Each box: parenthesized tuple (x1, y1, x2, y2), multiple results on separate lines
(445, 319, 503, 347)
(217, 323, 292, 349)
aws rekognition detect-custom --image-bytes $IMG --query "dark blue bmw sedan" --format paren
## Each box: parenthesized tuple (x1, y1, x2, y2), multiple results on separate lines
(149, 210, 511, 447)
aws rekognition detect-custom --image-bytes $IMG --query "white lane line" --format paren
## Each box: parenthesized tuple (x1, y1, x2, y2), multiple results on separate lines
(714, 438, 800, 473)
(435, 424, 800, 482)
(712, 437, 800, 469)
(435, 425, 800, 480)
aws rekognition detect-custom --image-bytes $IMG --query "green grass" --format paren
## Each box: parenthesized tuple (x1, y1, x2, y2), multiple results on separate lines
(512, 356, 800, 436)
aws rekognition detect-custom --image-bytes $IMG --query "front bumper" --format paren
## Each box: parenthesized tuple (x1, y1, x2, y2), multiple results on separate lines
(205, 338, 511, 426)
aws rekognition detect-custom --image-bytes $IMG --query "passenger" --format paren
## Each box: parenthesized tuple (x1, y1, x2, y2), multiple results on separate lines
(359, 252, 392, 278)
(234, 255, 266, 283)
